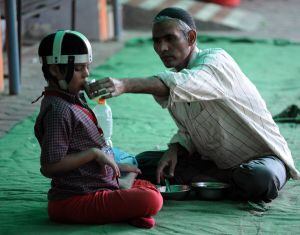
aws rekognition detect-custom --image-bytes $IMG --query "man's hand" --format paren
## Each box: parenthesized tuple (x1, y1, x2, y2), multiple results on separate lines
(84, 77, 125, 99)
(156, 145, 179, 184)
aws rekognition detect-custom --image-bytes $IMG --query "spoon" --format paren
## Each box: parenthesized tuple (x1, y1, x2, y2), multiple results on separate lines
(165, 178, 171, 192)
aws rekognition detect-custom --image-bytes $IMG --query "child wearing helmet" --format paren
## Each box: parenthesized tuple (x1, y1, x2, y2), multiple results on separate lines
(34, 30, 162, 228)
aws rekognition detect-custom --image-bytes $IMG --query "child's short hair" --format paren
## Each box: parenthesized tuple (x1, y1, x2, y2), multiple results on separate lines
(38, 30, 92, 83)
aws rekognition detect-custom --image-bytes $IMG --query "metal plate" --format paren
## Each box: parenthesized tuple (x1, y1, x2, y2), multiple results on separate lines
(191, 181, 230, 200)
(191, 181, 230, 189)
(157, 185, 190, 200)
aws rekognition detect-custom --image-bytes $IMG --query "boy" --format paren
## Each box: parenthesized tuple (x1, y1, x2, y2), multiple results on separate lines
(34, 30, 162, 228)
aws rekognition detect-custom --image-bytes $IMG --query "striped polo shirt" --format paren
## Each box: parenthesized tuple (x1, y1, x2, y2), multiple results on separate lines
(155, 47, 300, 180)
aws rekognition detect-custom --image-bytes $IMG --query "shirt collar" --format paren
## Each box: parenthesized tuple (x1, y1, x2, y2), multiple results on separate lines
(170, 47, 201, 72)
(44, 87, 79, 104)
(187, 46, 200, 69)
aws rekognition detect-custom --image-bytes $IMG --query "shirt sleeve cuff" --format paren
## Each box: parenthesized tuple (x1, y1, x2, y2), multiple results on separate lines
(154, 71, 178, 108)
(169, 133, 195, 154)
(156, 71, 177, 90)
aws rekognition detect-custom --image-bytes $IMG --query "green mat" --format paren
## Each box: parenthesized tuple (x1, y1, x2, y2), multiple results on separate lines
(1, 36, 300, 234)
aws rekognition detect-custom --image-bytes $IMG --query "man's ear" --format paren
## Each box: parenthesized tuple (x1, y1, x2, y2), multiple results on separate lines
(187, 30, 197, 46)
(48, 65, 61, 79)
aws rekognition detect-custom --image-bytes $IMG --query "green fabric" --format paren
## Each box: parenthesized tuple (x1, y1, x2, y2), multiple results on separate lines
(1, 36, 300, 234)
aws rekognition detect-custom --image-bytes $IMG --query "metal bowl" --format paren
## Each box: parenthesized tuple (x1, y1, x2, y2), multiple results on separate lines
(191, 181, 230, 200)
(157, 185, 190, 200)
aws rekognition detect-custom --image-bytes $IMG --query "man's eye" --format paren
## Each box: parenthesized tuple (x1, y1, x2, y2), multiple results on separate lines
(166, 35, 176, 42)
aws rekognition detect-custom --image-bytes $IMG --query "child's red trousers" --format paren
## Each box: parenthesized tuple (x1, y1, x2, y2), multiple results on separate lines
(48, 179, 163, 225)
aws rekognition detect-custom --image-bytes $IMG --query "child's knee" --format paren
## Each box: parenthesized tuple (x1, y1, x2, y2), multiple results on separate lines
(142, 188, 163, 215)
(150, 190, 163, 214)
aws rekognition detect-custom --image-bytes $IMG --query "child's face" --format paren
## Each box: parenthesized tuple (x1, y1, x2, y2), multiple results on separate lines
(68, 63, 90, 94)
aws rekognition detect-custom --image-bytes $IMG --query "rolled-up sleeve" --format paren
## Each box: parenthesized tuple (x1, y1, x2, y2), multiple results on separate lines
(156, 66, 225, 107)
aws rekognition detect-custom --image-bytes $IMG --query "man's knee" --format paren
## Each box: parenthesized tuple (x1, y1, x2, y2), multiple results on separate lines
(232, 165, 279, 201)
(136, 151, 164, 167)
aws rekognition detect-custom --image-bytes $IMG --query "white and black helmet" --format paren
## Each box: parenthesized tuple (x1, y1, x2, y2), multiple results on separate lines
(38, 30, 92, 87)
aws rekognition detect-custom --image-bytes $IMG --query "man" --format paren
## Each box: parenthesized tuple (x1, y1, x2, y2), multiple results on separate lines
(87, 7, 300, 202)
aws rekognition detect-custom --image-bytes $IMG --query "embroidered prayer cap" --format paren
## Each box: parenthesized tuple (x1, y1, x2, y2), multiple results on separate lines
(153, 7, 196, 30)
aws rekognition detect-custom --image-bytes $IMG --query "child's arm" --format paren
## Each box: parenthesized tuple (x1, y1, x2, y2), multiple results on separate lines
(41, 148, 120, 179)
(117, 164, 141, 189)
(118, 172, 138, 189)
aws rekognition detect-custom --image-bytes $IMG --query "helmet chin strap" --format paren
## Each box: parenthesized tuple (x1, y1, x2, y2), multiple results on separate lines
(58, 80, 68, 90)
(57, 57, 75, 90)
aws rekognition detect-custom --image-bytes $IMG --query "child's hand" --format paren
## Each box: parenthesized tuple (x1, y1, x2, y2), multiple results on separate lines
(118, 163, 142, 174)
(95, 149, 120, 179)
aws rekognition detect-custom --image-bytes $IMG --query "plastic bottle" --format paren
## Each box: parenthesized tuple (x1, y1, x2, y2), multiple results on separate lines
(92, 98, 113, 147)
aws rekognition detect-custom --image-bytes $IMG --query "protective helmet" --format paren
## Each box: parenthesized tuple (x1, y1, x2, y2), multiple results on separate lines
(38, 30, 92, 89)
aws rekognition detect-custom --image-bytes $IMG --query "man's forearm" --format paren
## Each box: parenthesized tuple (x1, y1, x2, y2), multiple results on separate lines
(122, 76, 169, 97)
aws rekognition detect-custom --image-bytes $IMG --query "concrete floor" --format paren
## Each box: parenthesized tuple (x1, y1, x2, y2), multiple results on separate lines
(210, 0, 300, 42)
(122, 0, 300, 42)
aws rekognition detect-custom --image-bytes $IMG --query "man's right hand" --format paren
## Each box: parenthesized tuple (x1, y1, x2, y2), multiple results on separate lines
(156, 145, 179, 184)
(84, 77, 125, 99)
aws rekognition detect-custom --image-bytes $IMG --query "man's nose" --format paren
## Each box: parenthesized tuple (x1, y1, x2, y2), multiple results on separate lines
(158, 41, 168, 52)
